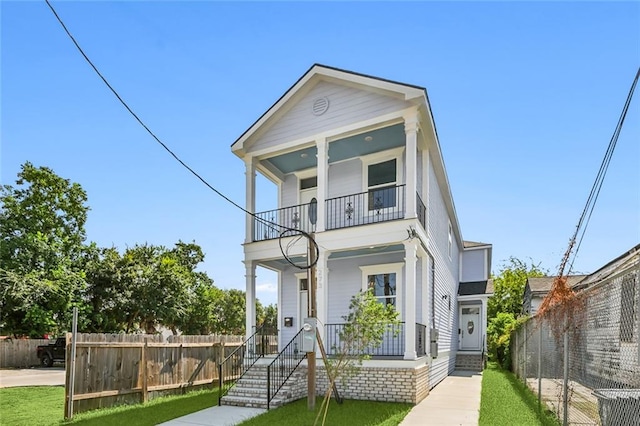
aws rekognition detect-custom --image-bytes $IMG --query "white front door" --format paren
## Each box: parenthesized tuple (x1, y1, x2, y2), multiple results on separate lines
(460, 306, 481, 350)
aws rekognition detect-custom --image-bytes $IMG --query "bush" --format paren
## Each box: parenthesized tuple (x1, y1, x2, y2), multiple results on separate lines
(487, 312, 516, 369)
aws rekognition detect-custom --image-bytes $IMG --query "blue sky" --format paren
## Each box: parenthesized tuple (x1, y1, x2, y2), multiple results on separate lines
(2, 1, 639, 307)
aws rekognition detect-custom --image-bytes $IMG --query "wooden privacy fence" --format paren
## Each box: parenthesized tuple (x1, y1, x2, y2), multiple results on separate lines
(65, 333, 243, 417)
(0, 338, 50, 368)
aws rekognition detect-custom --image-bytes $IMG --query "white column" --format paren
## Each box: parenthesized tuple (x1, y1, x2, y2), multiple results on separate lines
(245, 261, 256, 341)
(404, 241, 418, 359)
(315, 249, 329, 354)
(244, 157, 256, 243)
(404, 112, 419, 219)
(420, 249, 429, 326)
(316, 137, 328, 232)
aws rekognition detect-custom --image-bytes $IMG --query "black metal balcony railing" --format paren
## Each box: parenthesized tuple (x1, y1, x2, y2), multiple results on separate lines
(324, 322, 406, 357)
(254, 203, 314, 241)
(252, 185, 428, 241)
(326, 184, 406, 230)
(416, 193, 426, 230)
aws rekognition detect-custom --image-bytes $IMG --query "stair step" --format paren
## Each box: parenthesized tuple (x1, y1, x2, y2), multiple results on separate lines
(221, 395, 287, 409)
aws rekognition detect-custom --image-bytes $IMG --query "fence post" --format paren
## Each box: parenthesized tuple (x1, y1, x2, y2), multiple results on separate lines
(563, 328, 569, 426)
(142, 338, 148, 403)
(537, 321, 542, 411)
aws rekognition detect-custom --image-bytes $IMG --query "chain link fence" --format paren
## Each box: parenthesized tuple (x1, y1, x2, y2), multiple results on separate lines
(512, 250, 639, 426)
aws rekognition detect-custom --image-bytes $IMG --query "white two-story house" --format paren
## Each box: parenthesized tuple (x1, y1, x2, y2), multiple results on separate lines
(228, 64, 492, 406)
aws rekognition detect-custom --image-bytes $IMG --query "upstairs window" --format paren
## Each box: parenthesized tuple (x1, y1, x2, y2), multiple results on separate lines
(368, 159, 397, 210)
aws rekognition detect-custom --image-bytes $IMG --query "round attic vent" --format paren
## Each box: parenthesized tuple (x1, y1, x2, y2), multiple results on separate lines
(312, 97, 329, 116)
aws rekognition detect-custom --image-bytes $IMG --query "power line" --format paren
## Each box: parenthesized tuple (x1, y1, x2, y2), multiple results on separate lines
(563, 67, 640, 276)
(44, 0, 318, 269)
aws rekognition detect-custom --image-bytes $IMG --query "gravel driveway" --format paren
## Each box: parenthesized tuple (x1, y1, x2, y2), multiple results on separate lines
(0, 367, 65, 388)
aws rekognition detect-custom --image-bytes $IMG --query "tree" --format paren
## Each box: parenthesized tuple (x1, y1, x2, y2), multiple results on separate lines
(315, 290, 399, 426)
(487, 257, 546, 319)
(0, 162, 89, 337)
(486, 257, 545, 366)
(258, 303, 277, 330)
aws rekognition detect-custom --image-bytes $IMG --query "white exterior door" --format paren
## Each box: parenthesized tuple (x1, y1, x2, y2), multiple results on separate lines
(460, 306, 481, 350)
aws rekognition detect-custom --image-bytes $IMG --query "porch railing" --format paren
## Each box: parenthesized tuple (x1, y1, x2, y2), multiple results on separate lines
(326, 184, 406, 230)
(266, 327, 307, 410)
(324, 322, 406, 357)
(217, 326, 278, 405)
(254, 203, 314, 241)
(416, 193, 426, 230)
(416, 322, 427, 356)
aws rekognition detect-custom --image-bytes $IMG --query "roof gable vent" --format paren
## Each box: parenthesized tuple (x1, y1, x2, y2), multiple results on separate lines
(312, 97, 330, 116)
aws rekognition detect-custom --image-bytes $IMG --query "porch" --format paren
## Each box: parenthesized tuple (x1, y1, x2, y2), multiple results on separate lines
(253, 185, 426, 242)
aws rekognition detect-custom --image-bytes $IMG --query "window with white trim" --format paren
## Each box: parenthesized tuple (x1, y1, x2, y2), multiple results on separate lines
(360, 263, 403, 312)
(367, 159, 397, 210)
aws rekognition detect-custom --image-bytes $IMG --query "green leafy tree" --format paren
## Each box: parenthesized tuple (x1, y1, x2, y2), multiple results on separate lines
(258, 303, 278, 330)
(0, 163, 89, 337)
(178, 275, 224, 335)
(488, 257, 546, 319)
(315, 290, 400, 426)
(486, 257, 545, 366)
(214, 289, 246, 335)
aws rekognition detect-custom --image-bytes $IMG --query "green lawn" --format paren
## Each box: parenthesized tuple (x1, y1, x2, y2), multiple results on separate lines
(0, 386, 217, 426)
(238, 397, 412, 426)
(479, 364, 559, 426)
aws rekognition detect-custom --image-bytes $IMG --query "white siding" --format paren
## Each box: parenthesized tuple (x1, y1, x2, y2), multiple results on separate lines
(279, 267, 300, 347)
(281, 174, 298, 207)
(416, 257, 424, 324)
(326, 252, 406, 323)
(427, 154, 461, 388)
(461, 249, 486, 282)
(328, 158, 362, 198)
(248, 81, 411, 153)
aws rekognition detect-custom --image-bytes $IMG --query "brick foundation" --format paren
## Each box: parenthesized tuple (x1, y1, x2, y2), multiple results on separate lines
(304, 362, 430, 404)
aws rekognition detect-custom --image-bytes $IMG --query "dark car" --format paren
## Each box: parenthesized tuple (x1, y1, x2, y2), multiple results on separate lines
(36, 337, 66, 367)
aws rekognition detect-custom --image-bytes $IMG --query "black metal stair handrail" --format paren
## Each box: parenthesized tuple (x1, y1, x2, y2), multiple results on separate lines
(218, 325, 277, 405)
(266, 327, 307, 410)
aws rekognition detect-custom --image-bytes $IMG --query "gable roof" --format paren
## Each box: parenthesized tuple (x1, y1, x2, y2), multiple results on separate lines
(463, 241, 491, 249)
(526, 275, 589, 294)
(578, 243, 640, 287)
(459, 279, 494, 296)
(231, 64, 428, 154)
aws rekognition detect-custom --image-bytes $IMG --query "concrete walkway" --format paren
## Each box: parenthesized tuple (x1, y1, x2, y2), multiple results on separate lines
(158, 405, 266, 426)
(400, 370, 483, 426)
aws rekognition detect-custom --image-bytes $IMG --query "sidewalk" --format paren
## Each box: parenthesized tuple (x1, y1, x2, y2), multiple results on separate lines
(400, 370, 483, 426)
(158, 405, 266, 426)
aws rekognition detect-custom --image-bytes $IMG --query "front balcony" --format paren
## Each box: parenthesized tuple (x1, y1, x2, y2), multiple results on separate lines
(252, 185, 426, 242)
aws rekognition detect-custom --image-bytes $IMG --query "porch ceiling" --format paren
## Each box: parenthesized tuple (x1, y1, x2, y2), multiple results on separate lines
(328, 244, 405, 259)
(260, 123, 405, 176)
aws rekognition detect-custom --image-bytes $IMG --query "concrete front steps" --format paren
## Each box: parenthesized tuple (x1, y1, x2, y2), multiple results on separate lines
(455, 353, 484, 371)
(221, 362, 307, 409)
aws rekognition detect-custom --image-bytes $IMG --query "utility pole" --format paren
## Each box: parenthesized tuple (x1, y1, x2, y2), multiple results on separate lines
(307, 232, 317, 410)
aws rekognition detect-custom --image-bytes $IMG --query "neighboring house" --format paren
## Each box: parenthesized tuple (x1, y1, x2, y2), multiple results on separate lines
(228, 64, 492, 406)
(522, 275, 588, 316)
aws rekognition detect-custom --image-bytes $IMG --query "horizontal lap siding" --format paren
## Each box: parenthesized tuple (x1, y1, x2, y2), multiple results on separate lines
(327, 252, 406, 323)
(461, 249, 485, 282)
(249, 81, 410, 153)
(279, 268, 299, 347)
(281, 174, 297, 208)
(328, 159, 361, 198)
(427, 156, 460, 389)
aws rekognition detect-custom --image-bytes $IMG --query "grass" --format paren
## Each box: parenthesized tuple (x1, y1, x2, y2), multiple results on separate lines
(238, 397, 412, 426)
(0, 386, 218, 426)
(479, 363, 559, 426)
